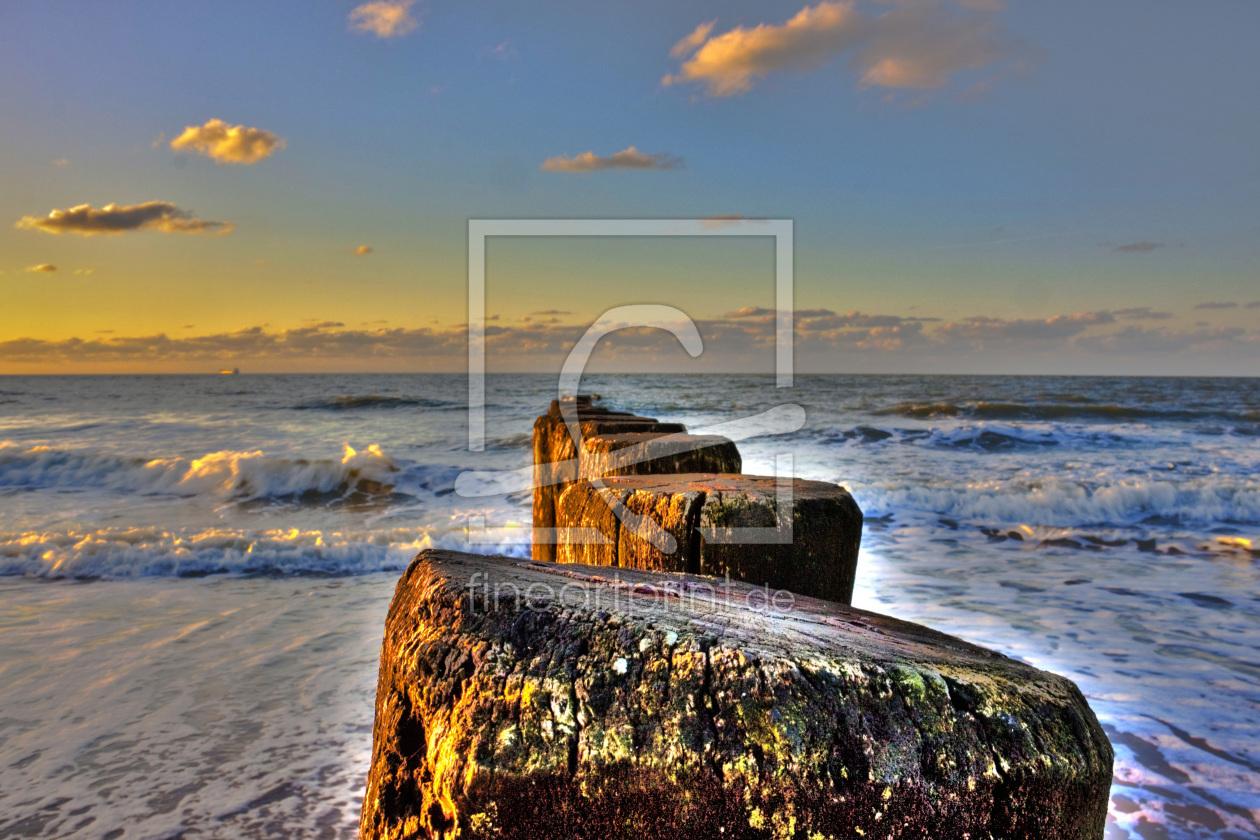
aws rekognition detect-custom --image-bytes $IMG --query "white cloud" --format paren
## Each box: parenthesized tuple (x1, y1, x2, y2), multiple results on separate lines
(541, 146, 684, 173)
(170, 119, 285, 165)
(349, 1, 420, 39)
(16, 202, 232, 236)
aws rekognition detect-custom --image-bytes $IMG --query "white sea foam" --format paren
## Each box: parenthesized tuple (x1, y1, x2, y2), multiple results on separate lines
(0, 524, 529, 579)
(849, 475, 1260, 527)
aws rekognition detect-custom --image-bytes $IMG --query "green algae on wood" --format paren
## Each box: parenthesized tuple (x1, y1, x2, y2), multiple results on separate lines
(555, 474, 863, 605)
(359, 550, 1113, 840)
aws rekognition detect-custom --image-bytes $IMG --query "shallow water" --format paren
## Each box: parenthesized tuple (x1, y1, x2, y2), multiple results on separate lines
(1, 373, 1257, 838)
(0, 575, 391, 840)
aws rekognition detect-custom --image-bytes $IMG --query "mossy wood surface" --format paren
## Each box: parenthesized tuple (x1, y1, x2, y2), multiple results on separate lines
(360, 550, 1113, 840)
(556, 474, 862, 605)
(532, 398, 685, 562)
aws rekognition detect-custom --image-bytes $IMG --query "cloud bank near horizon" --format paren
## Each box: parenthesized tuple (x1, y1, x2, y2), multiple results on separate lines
(3, 307, 1253, 370)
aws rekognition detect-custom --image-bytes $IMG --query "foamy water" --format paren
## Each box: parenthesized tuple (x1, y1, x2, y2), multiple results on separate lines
(1, 373, 1257, 838)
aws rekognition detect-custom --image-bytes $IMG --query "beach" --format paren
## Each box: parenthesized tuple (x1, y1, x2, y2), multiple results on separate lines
(1, 373, 1258, 838)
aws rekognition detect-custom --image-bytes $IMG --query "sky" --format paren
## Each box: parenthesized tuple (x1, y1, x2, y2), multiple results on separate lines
(2, 0, 1258, 375)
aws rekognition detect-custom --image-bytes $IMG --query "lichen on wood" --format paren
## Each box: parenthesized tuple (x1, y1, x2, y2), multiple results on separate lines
(360, 550, 1113, 840)
(556, 474, 863, 605)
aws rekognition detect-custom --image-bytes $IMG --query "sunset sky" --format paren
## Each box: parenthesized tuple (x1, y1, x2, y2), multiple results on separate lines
(3, 0, 1258, 374)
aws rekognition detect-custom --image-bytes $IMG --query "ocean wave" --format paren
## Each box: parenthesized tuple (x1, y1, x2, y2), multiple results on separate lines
(850, 475, 1260, 528)
(825, 424, 1123, 450)
(487, 432, 534, 450)
(292, 395, 459, 411)
(872, 401, 1260, 424)
(0, 525, 529, 579)
(0, 441, 411, 503)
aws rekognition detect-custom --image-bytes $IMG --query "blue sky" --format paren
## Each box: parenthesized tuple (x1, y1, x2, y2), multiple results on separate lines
(2, 0, 1258, 373)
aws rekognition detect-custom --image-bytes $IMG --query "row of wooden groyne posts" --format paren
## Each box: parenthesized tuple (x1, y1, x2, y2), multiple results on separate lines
(359, 395, 1114, 840)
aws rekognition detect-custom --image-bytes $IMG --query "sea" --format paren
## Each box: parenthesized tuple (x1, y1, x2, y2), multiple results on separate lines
(1, 373, 1257, 839)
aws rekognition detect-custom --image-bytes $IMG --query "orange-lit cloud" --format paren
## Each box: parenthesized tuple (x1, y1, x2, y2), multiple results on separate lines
(0, 324, 464, 365)
(353, 245, 373, 255)
(349, 1, 420, 39)
(73, 268, 95, 275)
(15, 202, 232, 236)
(665, 2, 864, 96)
(670, 21, 716, 58)
(170, 119, 285, 165)
(936, 312, 1115, 343)
(26, 264, 57, 273)
(51, 158, 68, 167)
(541, 146, 683, 172)
(701, 214, 746, 228)
(664, 1, 1025, 98)
(726, 306, 773, 318)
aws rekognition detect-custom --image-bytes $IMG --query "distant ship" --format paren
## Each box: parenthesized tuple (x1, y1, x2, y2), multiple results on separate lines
(218, 368, 240, 375)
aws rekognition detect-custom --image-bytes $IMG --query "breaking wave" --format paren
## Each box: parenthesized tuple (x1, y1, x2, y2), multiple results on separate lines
(0, 525, 529, 579)
(0, 441, 420, 503)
